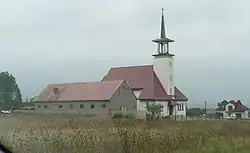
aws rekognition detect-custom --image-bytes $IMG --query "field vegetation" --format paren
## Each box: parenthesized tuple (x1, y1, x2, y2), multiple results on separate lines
(0, 113, 250, 153)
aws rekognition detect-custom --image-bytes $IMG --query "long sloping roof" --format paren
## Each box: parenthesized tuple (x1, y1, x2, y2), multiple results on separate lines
(102, 65, 188, 101)
(36, 80, 125, 102)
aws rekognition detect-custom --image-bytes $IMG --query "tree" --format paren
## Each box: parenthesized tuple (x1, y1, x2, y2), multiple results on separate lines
(0, 71, 22, 109)
(146, 102, 164, 120)
(186, 108, 205, 116)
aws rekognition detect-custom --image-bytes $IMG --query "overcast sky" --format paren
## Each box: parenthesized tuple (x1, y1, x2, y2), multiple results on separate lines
(1, 0, 250, 108)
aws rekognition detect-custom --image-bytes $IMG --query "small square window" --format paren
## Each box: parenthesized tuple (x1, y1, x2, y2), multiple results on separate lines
(80, 104, 84, 108)
(70, 104, 73, 108)
(37, 105, 41, 108)
(102, 104, 106, 108)
(58, 105, 63, 108)
(44, 105, 48, 108)
(91, 104, 95, 108)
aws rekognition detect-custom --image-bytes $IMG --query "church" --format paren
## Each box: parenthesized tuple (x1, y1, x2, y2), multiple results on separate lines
(34, 10, 188, 119)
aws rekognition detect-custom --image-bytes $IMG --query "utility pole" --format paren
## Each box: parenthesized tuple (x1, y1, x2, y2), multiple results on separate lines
(204, 100, 207, 120)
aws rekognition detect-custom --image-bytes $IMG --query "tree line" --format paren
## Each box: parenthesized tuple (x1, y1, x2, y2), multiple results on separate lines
(0, 71, 23, 109)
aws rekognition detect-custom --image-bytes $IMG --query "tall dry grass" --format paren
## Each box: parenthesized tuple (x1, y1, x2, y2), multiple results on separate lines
(0, 113, 250, 153)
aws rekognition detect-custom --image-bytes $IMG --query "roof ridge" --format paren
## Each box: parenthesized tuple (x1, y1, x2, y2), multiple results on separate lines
(50, 80, 124, 86)
(111, 65, 153, 69)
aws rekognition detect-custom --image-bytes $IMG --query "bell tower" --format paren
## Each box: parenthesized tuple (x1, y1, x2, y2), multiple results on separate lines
(152, 8, 175, 96)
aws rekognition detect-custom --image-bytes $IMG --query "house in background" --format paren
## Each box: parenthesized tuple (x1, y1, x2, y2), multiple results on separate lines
(215, 100, 248, 119)
(34, 80, 137, 117)
(102, 10, 188, 119)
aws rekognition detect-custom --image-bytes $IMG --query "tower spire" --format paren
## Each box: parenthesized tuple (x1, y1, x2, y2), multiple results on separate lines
(152, 8, 174, 56)
(161, 8, 166, 38)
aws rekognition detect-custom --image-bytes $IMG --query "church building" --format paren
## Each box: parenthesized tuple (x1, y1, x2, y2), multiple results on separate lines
(34, 9, 188, 119)
(102, 9, 188, 119)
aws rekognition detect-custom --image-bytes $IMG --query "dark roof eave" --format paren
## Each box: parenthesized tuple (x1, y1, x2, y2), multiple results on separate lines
(132, 88, 143, 90)
(139, 99, 170, 101)
(152, 53, 175, 57)
(34, 99, 110, 103)
(215, 107, 225, 111)
(152, 38, 174, 43)
(232, 109, 248, 112)
(232, 110, 246, 112)
(139, 98, 188, 101)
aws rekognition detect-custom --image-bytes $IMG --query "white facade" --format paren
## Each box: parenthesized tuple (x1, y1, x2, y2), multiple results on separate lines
(175, 101, 186, 116)
(216, 110, 248, 119)
(216, 103, 249, 119)
(133, 90, 186, 117)
(127, 53, 187, 118)
(153, 55, 175, 95)
(152, 54, 187, 118)
(133, 90, 142, 110)
(133, 90, 169, 116)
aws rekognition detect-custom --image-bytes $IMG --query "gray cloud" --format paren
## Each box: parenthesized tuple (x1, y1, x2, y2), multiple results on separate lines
(1, 0, 250, 107)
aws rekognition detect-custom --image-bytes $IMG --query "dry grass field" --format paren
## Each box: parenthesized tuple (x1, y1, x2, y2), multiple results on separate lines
(0, 113, 250, 153)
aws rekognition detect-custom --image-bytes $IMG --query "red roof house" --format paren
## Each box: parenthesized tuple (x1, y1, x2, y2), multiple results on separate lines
(34, 80, 137, 116)
(37, 80, 127, 102)
(215, 100, 248, 118)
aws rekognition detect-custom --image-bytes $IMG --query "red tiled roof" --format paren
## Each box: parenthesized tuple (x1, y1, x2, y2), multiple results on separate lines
(102, 65, 188, 101)
(36, 80, 125, 102)
(233, 100, 248, 112)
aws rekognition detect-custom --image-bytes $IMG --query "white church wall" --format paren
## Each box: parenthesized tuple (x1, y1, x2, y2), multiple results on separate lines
(175, 101, 186, 116)
(153, 55, 175, 96)
(244, 110, 249, 118)
(133, 89, 142, 111)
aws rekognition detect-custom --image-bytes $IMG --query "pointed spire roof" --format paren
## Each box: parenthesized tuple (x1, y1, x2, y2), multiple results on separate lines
(160, 8, 166, 38)
(152, 8, 174, 44)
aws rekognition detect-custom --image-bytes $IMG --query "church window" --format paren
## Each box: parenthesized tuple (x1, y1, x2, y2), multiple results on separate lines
(169, 62, 172, 67)
(177, 103, 184, 111)
(169, 88, 173, 94)
(102, 104, 106, 108)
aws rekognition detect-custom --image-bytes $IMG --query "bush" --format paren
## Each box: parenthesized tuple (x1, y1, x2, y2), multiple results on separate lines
(112, 113, 123, 119)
